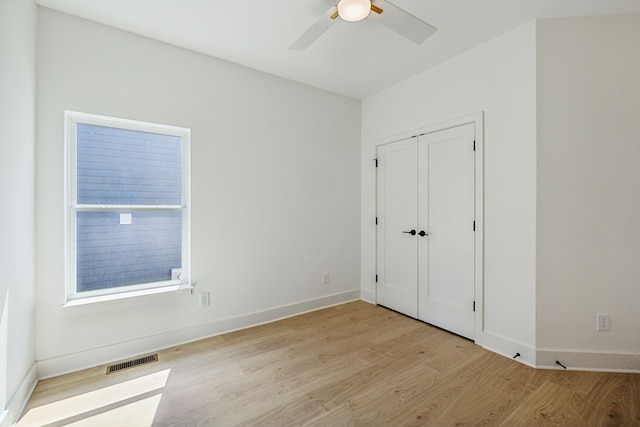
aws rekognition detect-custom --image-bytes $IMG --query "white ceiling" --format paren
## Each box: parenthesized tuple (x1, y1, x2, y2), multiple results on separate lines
(35, 0, 640, 99)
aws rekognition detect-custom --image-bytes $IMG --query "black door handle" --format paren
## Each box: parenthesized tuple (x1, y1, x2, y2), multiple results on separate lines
(402, 229, 417, 236)
(419, 230, 429, 237)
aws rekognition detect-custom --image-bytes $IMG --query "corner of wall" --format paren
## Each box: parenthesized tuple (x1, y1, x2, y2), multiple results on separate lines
(0, 364, 38, 427)
(360, 288, 375, 304)
(477, 331, 536, 368)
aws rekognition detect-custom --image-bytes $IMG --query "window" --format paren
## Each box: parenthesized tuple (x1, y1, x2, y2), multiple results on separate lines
(65, 111, 190, 302)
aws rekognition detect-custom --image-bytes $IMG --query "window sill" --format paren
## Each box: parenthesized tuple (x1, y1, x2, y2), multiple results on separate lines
(63, 283, 193, 307)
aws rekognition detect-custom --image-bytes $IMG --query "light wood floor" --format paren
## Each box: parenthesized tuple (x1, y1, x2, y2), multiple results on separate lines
(19, 301, 640, 426)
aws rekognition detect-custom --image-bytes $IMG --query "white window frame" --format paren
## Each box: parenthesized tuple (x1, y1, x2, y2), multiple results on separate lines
(64, 111, 191, 303)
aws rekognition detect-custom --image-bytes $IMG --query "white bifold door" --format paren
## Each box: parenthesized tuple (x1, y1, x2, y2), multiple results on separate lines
(376, 123, 476, 340)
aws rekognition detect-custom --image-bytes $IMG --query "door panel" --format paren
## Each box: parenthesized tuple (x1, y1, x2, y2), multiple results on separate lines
(418, 124, 475, 339)
(376, 138, 418, 318)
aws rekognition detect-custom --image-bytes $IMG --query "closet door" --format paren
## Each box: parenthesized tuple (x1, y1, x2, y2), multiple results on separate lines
(376, 138, 418, 318)
(418, 124, 475, 339)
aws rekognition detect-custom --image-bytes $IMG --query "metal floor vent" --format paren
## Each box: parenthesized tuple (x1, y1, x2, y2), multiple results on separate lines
(106, 353, 158, 374)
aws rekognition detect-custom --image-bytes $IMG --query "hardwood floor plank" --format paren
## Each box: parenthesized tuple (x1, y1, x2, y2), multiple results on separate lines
(498, 380, 586, 426)
(581, 373, 640, 425)
(19, 301, 640, 426)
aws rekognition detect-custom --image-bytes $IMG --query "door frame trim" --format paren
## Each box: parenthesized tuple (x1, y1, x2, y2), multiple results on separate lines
(374, 111, 484, 342)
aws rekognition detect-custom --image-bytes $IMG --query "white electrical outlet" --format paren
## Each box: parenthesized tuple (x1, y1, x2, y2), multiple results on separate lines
(199, 292, 210, 307)
(322, 272, 330, 285)
(597, 313, 610, 331)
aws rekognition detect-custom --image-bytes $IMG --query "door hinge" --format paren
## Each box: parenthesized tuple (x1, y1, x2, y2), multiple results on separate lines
(473, 301, 476, 312)
(473, 220, 476, 231)
(473, 140, 476, 151)
(374, 158, 378, 167)
(375, 274, 378, 283)
(375, 217, 378, 225)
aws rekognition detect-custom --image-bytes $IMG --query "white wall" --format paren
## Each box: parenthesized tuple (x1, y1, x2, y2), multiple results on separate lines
(361, 22, 538, 362)
(0, 0, 37, 424)
(36, 8, 361, 378)
(536, 15, 640, 370)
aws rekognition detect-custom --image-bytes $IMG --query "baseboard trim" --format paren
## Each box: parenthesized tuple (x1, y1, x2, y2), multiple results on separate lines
(37, 290, 361, 380)
(1, 363, 37, 427)
(360, 288, 375, 304)
(536, 349, 640, 373)
(476, 330, 536, 368)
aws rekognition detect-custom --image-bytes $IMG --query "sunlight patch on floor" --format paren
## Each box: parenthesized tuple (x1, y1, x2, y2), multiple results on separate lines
(17, 369, 170, 426)
(65, 394, 162, 427)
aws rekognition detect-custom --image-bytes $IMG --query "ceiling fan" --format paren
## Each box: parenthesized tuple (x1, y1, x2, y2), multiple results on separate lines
(290, 0, 436, 50)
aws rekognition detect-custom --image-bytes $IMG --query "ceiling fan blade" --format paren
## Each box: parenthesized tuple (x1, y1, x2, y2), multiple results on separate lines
(369, 0, 436, 44)
(289, 7, 339, 50)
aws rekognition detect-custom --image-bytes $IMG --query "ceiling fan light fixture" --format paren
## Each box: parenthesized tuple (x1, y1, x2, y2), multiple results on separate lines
(337, 0, 371, 22)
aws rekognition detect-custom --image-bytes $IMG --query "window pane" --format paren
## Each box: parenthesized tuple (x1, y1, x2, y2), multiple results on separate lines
(77, 124, 182, 205)
(76, 211, 182, 292)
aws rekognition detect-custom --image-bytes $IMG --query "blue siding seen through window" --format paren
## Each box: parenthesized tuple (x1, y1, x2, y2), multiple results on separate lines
(76, 211, 182, 292)
(77, 124, 182, 205)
